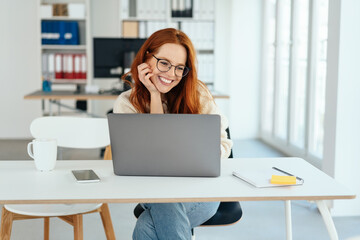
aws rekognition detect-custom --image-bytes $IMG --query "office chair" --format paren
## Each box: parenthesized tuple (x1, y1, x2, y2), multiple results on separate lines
(133, 127, 243, 239)
(0, 117, 116, 240)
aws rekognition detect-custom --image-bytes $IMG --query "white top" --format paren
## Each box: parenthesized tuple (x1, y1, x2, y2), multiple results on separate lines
(0, 158, 355, 204)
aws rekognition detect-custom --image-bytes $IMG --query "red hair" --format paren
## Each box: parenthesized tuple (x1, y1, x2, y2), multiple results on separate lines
(122, 28, 208, 114)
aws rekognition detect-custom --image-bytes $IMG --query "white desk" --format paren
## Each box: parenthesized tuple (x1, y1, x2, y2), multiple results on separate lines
(0, 158, 355, 240)
(24, 90, 230, 117)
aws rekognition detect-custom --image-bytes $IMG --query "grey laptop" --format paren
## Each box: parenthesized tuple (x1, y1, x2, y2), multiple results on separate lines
(107, 113, 221, 177)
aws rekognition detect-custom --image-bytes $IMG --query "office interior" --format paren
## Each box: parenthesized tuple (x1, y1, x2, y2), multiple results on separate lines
(0, 0, 359, 239)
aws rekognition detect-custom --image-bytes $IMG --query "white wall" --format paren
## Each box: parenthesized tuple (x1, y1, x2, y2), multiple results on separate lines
(323, 0, 360, 216)
(214, 0, 232, 119)
(0, 1, 41, 139)
(90, 0, 121, 116)
(227, 0, 262, 139)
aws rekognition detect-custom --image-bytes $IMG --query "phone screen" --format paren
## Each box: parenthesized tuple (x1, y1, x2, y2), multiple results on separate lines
(72, 169, 100, 183)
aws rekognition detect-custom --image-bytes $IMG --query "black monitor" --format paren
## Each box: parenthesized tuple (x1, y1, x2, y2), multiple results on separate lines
(93, 38, 147, 79)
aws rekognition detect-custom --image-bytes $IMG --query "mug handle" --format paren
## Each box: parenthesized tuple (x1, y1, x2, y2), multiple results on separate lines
(27, 142, 34, 159)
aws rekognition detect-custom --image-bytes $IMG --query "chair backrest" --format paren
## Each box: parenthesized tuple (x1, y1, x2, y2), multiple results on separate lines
(30, 116, 110, 149)
(225, 127, 233, 158)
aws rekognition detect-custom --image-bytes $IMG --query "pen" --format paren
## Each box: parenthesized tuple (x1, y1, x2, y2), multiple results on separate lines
(272, 167, 304, 182)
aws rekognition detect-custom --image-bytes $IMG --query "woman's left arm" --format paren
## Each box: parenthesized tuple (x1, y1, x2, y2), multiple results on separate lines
(200, 90, 233, 159)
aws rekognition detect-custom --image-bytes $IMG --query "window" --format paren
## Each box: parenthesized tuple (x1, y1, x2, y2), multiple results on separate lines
(309, 0, 329, 158)
(261, 0, 329, 164)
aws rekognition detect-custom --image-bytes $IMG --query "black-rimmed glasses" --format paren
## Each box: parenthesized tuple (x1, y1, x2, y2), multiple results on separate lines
(152, 55, 190, 77)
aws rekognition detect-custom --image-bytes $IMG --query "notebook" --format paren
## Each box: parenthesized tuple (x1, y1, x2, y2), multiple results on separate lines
(107, 113, 221, 177)
(232, 168, 304, 188)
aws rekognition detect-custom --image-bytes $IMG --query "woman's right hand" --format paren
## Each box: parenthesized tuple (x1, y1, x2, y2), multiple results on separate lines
(137, 63, 159, 95)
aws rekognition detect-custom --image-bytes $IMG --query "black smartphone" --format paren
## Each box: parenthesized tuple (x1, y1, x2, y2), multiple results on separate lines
(71, 169, 100, 183)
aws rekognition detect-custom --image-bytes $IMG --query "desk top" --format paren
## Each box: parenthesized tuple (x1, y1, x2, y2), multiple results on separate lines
(24, 90, 230, 100)
(24, 90, 118, 100)
(0, 158, 355, 204)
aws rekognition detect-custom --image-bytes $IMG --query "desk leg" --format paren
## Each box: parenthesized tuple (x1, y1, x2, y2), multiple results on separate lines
(49, 100, 53, 116)
(41, 99, 45, 115)
(316, 200, 339, 240)
(285, 200, 292, 240)
(58, 100, 61, 115)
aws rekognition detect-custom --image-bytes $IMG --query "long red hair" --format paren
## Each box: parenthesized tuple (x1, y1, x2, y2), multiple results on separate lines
(122, 28, 208, 114)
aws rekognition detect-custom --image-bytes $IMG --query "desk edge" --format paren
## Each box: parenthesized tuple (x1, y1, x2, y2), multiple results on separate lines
(1, 195, 355, 205)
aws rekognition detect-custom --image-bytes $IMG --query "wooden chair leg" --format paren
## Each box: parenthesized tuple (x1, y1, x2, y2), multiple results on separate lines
(44, 217, 50, 240)
(103, 145, 112, 160)
(73, 215, 83, 240)
(99, 204, 116, 240)
(0, 207, 14, 240)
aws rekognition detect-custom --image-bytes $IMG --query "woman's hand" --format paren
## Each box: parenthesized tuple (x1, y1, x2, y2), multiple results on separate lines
(137, 63, 159, 95)
(137, 63, 163, 113)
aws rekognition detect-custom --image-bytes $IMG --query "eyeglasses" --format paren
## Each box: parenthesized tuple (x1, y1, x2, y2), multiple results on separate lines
(152, 55, 190, 77)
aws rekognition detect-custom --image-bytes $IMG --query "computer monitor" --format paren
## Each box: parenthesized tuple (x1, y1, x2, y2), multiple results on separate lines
(93, 38, 147, 79)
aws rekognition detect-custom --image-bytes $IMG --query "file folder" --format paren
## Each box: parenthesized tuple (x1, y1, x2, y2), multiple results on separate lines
(55, 54, 63, 79)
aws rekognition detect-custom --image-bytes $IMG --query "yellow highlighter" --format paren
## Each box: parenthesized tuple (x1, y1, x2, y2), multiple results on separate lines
(271, 175, 297, 185)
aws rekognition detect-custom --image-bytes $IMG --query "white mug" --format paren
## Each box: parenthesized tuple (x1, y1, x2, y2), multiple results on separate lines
(27, 139, 57, 171)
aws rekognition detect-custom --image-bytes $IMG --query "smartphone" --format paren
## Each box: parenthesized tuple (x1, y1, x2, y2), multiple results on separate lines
(72, 169, 100, 183)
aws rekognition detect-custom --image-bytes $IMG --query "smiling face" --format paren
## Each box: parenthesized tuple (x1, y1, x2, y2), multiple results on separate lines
(148, 43, 187, 94)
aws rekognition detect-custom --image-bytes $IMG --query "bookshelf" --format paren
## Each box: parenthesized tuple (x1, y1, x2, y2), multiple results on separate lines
(119, 0, 216, 87)
(37, 0, 92, 88)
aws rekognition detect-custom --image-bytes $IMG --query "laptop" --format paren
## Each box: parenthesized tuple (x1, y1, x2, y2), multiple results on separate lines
(107, 113, 221, 177)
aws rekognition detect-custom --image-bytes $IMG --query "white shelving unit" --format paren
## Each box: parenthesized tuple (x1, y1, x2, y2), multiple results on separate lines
(37, 0, 92, 116)
(119, 0, 216, 86)
(41, 45, 87, 50)
(37, 0, 92, 89)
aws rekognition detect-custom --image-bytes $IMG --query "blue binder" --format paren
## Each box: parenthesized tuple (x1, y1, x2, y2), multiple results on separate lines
(53, 21, 60, 44)
(58, 21, 66, 45)
(69, 21, 79, 45)
(41, 20, 79, 45)
(41, 21, 47, 44)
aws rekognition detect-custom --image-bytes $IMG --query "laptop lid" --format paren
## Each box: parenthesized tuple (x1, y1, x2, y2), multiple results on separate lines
(107, 113, 221, 177)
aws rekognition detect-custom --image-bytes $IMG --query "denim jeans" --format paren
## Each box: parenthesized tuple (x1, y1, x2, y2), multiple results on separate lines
(132, 202, 220, 240)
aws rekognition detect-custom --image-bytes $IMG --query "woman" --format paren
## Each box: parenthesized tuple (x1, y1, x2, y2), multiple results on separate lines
(113, 28, 233, 240)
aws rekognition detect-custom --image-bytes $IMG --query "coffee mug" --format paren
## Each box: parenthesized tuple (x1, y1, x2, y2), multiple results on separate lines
(27, 139, 57, 171)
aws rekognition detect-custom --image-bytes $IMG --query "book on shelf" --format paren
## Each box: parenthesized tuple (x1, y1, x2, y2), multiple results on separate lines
(123, 21, 139, 38)
(74, 55, 81, 79)
(135, 0, 166, 19)
(42, 53, 55, 80)
(41, 21, 79, 45)
(197, 53, 214, 84)
(55, 54, 62, 79)
(81, 54, 87, 79)
(52, 4, 68, 17)
(171, 0, 193, 18)
(181, 21, 214, 50)
(146, 21, 168, 37)
(64, 54, 74, 79)
(193, 0, 214, 20)
(42, 53, 86, 81)
(40, 3, 85, 18)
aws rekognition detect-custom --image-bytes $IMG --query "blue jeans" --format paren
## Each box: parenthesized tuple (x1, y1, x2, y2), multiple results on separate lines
(132, 202, 220, 240)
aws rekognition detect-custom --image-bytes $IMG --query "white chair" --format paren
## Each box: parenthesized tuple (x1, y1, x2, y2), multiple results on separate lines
(0, 116, 115, 240)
